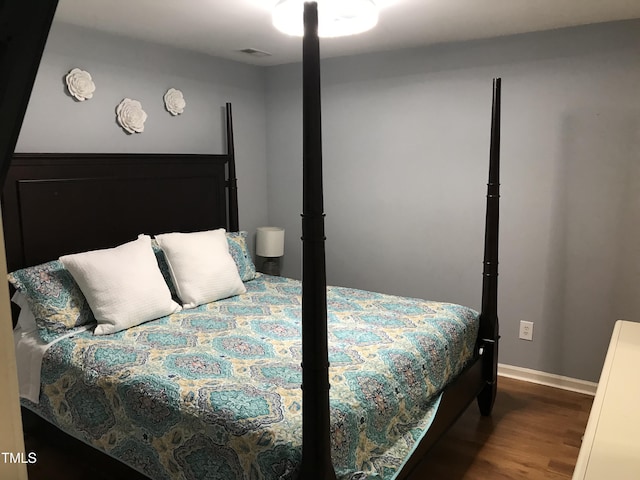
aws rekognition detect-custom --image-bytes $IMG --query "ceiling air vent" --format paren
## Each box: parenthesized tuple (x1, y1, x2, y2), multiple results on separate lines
(238, 48, 272, 58)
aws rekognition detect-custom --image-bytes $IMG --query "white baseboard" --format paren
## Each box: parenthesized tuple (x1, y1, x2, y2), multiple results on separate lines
(498, 363, 597, 396)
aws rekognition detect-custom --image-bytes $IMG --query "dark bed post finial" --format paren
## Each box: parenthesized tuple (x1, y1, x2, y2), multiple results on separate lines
(477, 77, 501, 416)
(299, 2, 337, 480)
(226, 102, 240, 232)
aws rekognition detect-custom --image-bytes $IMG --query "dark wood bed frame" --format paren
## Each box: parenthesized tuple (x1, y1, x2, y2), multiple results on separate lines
(3, 3, 500, 479)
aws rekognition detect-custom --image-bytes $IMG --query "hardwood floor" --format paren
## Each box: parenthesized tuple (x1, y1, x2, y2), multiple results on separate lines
(24, 376, 593, 480)
(411, 376, 594, 479)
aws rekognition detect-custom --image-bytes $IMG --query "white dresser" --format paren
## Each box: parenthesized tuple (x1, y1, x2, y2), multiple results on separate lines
(573, 320, 640, 480)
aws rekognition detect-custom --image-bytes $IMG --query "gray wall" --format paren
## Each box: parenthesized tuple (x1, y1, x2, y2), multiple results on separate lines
(16, 22, 269, 247)
(14, 18, 640, 382)
(265, 20, 640, 382)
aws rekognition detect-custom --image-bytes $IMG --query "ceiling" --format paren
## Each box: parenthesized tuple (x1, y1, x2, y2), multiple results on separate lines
(53, 0, 640, 66)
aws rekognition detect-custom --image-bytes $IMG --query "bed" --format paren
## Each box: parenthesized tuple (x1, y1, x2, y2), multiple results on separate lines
(5, 4, 500, 479)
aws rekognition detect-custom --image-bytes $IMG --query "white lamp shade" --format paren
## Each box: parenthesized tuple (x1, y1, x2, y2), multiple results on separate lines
(272, 0, 379, 38)
(256, 227, 285, 257)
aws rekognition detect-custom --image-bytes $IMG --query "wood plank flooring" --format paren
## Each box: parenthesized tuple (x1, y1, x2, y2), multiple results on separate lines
(24, 376, 593, 479)
(410, 376, 594, 479)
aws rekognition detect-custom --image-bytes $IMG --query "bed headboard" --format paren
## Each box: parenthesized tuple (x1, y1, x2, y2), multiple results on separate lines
(3, 152, 234, 273)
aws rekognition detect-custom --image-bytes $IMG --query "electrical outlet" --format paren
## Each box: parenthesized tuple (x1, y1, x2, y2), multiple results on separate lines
(519, 321, 534, 341)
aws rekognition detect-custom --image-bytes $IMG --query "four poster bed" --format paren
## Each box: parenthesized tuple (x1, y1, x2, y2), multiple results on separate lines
(6, 3, 500, 479)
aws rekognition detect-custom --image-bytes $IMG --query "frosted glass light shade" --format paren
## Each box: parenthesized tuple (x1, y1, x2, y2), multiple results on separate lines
(256, 227, 285, 257)
(272, 0, 378, 38)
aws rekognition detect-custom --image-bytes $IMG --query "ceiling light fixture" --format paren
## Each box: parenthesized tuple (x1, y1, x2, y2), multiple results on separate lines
(272, 0, 379, 38)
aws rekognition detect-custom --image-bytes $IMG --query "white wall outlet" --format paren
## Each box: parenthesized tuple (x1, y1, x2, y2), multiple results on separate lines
(519, 321, 534, 341)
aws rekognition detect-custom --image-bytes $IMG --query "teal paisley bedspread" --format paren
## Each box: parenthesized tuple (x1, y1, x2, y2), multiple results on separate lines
(22, 274, 479, 480)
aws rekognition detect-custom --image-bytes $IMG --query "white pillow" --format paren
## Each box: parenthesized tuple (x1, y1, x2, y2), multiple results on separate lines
(59, 235, 181, 335)
(11, 291, 38, 334)
(155, 228, 246, 309)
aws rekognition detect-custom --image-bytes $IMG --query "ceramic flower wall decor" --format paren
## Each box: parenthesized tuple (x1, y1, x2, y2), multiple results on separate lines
(116, 98, 147, 134)
(65, 68, 96, 101)
(164, 88, 186, 116)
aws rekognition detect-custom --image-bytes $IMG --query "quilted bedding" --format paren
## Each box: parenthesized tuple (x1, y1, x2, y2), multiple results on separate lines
(22, 274, 479, 480)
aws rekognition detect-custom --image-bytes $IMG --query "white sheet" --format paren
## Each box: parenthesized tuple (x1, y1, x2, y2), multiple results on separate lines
(11, 291, 37, 333)
(12, 292, 92, 404)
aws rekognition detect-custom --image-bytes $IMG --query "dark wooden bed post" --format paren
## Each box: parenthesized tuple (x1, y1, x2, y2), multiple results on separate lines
(299, 2, 337, 480)
(477, 78, 501, 415)
(225, 102, 240, 232)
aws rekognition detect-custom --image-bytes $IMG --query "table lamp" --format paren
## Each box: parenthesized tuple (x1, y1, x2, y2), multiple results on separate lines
(256, 227, 285, 276)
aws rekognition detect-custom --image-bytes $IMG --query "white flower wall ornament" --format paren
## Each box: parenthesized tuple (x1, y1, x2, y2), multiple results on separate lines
(164, 88, 186, 116)
(116, 98, 147, 134)
(65, 68, 96, 101)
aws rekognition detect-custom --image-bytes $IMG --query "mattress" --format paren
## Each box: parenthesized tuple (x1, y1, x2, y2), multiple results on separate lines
(20, 274, 479, 480)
